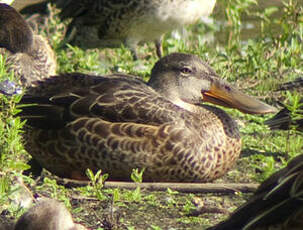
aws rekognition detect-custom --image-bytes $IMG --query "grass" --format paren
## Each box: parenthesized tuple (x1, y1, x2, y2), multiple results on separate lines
(0, 0, 303, 229)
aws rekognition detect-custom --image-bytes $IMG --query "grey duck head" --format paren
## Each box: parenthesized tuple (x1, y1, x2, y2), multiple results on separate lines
(14, 198, 87, 230)
(148, 53, 277, 114)
(0, 3, 33, 53)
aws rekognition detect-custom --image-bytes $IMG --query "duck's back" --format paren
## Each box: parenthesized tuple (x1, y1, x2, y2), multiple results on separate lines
(21, 73, 182, 129)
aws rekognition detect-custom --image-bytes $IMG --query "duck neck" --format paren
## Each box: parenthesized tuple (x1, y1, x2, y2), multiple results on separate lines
(27, 35, 56, 79)
(167, 96, 201, 114)
(8, 35, 56, 87)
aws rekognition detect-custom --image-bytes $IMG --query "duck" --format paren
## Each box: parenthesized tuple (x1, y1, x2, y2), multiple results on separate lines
(54, 0, 217, 59)
(265, 78, 303, 132)
(0, 3, 56, 87)
(14, 198, 87, 230)
(207, 153, 303, 230)
(17, 52, 276, 182)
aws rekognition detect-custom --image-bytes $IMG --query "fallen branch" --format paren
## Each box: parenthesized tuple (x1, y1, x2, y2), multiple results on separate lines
(58, 177, 259, 193)
(103, 182, 259, 193)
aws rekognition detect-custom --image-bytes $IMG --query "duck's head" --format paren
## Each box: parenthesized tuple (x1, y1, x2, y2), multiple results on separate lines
(14, 198, 87, 230)
(148, 53, 276, 114)
(0, 3, 33, 53)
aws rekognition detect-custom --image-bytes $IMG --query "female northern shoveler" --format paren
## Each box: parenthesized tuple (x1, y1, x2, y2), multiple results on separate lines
(18, 53, 276, 182)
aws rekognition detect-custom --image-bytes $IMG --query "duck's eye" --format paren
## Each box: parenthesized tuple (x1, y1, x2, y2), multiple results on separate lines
(180, 67, 192, 74)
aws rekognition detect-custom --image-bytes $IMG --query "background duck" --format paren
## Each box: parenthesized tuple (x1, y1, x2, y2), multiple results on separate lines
(0, 3, 56, 87)
(14, 198, 87, 230)
(207, 154, 303, 230)
(53, 0, 216, 59)
(19, 53, 276, 182)
(265, 77, 303, 132)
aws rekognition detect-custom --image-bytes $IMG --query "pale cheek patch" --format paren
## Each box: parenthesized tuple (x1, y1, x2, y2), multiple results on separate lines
(181, 78, 211, 96)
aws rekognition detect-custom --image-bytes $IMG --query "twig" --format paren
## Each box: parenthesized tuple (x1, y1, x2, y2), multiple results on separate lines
(103, 182, 259, 193)
(56, 177, 258, 194)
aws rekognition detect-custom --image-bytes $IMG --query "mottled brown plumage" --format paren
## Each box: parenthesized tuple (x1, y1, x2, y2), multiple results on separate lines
(19, 53, 276, 182)
(54, 0, 216, 59)
(0, 3, 56, 87)
(207, 154, 303, 230)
